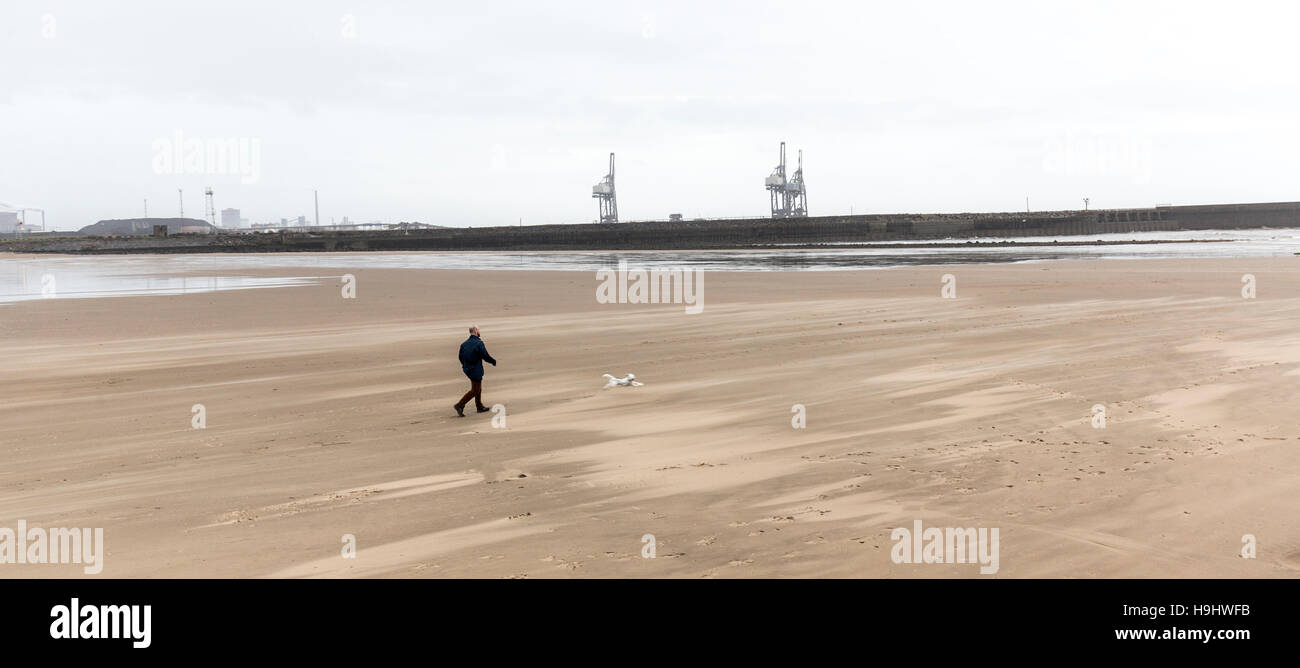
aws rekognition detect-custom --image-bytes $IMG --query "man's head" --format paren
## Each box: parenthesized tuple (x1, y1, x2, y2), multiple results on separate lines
(469, 326, 480, 337)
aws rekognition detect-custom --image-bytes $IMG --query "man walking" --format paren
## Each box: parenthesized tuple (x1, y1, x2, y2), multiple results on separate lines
(454, 326, 497, 417)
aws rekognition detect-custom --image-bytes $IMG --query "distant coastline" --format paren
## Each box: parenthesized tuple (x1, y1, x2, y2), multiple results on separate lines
(4, 201, 1298, 254)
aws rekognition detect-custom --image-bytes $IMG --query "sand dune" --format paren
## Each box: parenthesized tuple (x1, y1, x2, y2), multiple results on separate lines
(2, 256, 1298, 578)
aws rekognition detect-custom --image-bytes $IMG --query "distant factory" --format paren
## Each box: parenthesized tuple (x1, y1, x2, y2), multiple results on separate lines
(221, 208, 242, 228)
(0, 202, 46, 234)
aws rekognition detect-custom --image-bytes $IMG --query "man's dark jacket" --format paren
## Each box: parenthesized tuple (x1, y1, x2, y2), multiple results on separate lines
(458, 335, 496, 381)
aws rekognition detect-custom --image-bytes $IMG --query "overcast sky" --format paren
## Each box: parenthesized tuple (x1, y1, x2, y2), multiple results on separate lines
(3, 0, 1299, 230)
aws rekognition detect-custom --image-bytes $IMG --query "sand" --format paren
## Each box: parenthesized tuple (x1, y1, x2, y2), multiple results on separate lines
(2, 255, 1299, 578)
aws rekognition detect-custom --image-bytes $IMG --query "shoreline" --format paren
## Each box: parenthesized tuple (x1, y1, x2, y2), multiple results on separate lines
(2, 236, 1238, 255)
(6, 200, 1299, 254)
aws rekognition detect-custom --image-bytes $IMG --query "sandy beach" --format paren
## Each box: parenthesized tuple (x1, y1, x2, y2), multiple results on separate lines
(2, 255, 1299, 578)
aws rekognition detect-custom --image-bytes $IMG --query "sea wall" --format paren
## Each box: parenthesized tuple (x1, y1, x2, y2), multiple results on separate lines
(4, 201, 1297, 254)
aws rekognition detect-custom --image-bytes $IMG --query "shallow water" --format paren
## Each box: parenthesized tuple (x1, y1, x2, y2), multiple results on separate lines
(2, 227, 1297, 303)
(0, 255, 325, 304)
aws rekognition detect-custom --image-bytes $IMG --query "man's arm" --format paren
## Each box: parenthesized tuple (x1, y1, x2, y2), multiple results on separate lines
(479, 341, 497, 366)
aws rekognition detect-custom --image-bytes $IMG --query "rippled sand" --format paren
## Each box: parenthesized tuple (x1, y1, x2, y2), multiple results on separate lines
(2, 257, 1299, 577)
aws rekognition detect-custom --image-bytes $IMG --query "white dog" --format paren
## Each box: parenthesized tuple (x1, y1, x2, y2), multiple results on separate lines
(602, 373, 643, 388)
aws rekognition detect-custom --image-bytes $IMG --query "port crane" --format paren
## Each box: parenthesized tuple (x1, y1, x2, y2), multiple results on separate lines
(765, 142, 808, 218)
(592, 153, 618, 223)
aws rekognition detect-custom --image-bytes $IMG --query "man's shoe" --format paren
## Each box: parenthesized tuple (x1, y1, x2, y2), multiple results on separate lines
(476, 406, 491, 413)
(453, 404, 465, 417)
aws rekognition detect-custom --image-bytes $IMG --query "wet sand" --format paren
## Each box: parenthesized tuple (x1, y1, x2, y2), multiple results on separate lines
(2, 256, 1299, 577)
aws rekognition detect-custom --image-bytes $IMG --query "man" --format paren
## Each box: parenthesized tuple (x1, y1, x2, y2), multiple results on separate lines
(454, 326, 497, 417)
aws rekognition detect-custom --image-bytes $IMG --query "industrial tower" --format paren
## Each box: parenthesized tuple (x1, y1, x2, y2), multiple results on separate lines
(765, 142, 808, 218)
(204, 187, 216, 225)
(592, 152, 618, 223)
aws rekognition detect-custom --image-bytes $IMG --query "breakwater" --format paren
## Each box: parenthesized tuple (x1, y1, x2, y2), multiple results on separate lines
(5, 201, 1299, 254)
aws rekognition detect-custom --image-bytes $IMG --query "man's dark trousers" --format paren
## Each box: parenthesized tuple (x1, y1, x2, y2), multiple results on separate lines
(458, 375, 485, 411)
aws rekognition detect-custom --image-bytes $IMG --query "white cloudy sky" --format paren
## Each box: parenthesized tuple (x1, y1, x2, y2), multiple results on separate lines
(2, 0, 1299, 230)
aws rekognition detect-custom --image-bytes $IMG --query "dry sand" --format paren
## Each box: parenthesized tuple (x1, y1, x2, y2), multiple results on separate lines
(2, 256, 1299, 578)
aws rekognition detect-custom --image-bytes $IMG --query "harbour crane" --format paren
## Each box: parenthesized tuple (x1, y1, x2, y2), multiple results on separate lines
(766, 142, 808, 218)
(592, 152, 618, 223)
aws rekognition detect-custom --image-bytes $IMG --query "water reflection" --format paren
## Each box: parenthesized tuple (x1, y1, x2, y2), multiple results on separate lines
(0, 257, 325, 304)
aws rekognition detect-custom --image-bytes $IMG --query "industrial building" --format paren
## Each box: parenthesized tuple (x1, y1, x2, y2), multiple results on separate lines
(221, 208, 241, 229)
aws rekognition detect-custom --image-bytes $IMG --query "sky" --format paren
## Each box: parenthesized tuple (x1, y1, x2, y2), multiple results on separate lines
(2, 0, 1299, 231)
